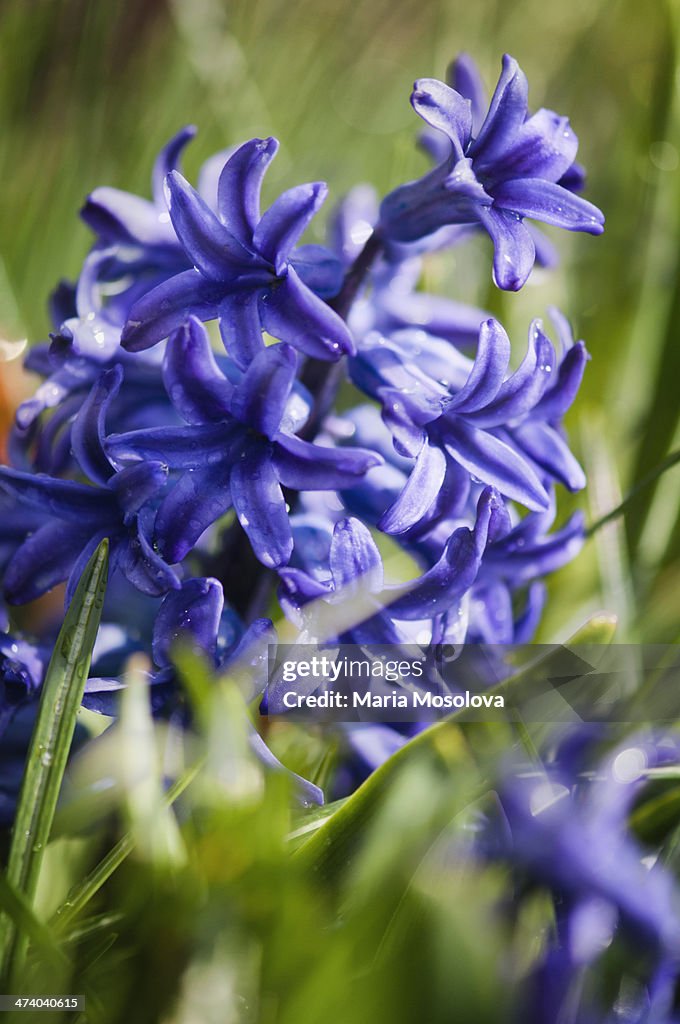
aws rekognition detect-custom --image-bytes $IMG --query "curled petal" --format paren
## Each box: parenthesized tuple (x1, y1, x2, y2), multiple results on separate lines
(254, 182, 328, 273)
(231, 444, 292, 568)
(0, 466, 114, 524)
(512, 421, 586, 491)
(260, 266, 354, 360)
(151, 125, 197, 206)
(231, 343, 297, 438)
(273, 433, 381, 490)
(411, 78, 473, 158)
(4, 521, 92, 605)
(122, 269, 223, 352)
(533, 340, 589, 420)
(164, 316, 233, 423)
(493, 179, 605, 234)
(217, 137, 279, 244)
(152, 577, 224, 667)
(71, 366, 122, 484)
(486, 511, 585, 583)
(379, 443, 447, 534)
(218, 291, 266, 369)
(330, 518, 383, 594)
(490, 108, 578, 185)
(465, 321, 555, 427)
(107, 423, 234, 471)
(166, 171, 260, 279)
(477, 206, 536, 291)
(444, 420, 550, 511)
(447, 318, 510, 414)
(469, 54, 529, 170)
(385, 525, 484, 620)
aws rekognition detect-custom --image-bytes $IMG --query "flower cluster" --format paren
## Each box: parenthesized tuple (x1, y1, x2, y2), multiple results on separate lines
(0, 54, 603, 806)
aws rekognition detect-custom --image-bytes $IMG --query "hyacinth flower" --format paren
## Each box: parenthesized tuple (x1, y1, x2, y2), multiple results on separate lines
(121, 137, 350, 366)
(0, 367, 179, 605)
(379, 54, 604, 289)
(11, 250, 179, 480)
(352, 315, 586, 523)
(325, 404, 585, 644)
(106, 317, 380, 568)
(83, 576, 323, 806)
(418, 53, 587, 271)
(279, 487, 509, 644)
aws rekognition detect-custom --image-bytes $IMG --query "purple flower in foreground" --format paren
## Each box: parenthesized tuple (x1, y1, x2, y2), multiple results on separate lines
(107, 317, 380, 568)
(486, 735, 680, 1023)
(0, 367, 178, 605)
(121, 138, 351, 366)
(379, 54, 604, 289)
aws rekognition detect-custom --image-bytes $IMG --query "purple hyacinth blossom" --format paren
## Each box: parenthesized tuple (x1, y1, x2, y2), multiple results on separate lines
(355, 315, 586, 522)
(0, 367, 179, 605)
(484, 736, 680, 1023)
(379, 54, 604, 289)
(12, 249, 177, 480)
(121, 138, 352, 366)
(280, 487, 508, 642)
(107, 317, 381, 569)
(418, 54, 588, 271)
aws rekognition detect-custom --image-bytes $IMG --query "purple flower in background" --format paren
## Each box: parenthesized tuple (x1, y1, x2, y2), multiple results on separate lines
(108, 317, 380, 568)
(379, 54, 604, 289)
(0, 367, 178, 605)
(121, 138, 350, 365)
(484, 735, 680, 1023)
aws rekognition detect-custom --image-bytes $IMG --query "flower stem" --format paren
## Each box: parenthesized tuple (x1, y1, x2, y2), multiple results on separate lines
(586, 447, 680, 537)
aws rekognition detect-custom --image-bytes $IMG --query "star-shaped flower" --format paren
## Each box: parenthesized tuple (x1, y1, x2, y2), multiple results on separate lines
(379, 54, 604, 289)
(121, 138, 352, 366)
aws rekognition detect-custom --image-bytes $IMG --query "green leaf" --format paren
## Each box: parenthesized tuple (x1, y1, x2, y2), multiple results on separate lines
(295, 615, 618, 881)
(0, 539, 109, 984)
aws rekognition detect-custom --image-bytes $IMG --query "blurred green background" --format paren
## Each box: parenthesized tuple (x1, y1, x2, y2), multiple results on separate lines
(0, 0, 679, 641)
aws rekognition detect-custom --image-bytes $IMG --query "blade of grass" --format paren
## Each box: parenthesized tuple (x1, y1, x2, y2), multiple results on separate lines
(50, 758, 204, 937)
(0, 539, 109, 984)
